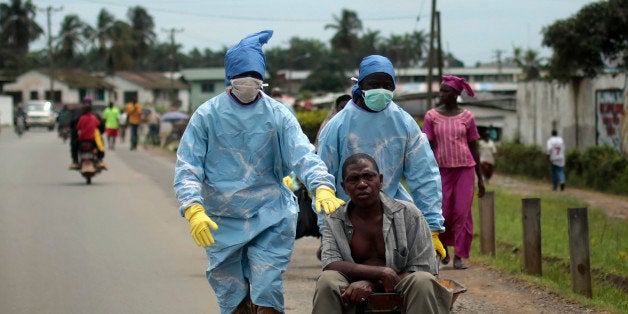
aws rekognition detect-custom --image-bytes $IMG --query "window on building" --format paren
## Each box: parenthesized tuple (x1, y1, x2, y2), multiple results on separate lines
(97, 89, 105, 101)
(44, 91, 62, 102)
(201, 81, 215, 93)
(124, 91, 138, 103)
(30, 91, 38, 100)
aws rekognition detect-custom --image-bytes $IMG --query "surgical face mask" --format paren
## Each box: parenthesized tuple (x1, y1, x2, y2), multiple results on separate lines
(363, 88, 393, 111)
(230, 77, 263, 103)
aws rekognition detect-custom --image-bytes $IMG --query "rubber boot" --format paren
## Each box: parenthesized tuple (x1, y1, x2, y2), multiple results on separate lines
(233, 295, 252, 314)
(253, 305, 283, 314)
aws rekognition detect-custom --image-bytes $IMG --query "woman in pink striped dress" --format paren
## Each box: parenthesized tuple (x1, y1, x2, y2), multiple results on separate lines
(422, 75, 485, 270)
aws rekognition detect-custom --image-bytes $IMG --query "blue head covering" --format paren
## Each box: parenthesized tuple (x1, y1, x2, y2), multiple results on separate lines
(352, 55, 396, 99)
(358, 55, 396, 88)
(224, 30, 273, 86)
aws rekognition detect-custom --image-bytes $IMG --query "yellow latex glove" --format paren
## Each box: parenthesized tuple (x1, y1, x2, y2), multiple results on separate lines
(315, 186, 345, 215)
(282, 176, 294, 190)
(184, 204, 218, 247)
(432, 231, 446, 260)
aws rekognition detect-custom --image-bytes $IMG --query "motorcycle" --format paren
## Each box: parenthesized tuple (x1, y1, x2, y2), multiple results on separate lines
(58, 125, 71, 143)
(75, 141, 103, 184)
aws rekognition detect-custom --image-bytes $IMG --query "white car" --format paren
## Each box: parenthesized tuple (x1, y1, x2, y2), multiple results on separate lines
(24, 100, 56, 131)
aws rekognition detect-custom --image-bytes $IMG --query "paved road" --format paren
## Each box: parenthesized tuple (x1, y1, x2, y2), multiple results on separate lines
(0, 128, 217, 313)
(2, 127, 602, 314)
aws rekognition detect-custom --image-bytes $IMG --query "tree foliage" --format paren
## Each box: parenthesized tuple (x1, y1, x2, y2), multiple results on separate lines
(542, 0, 628, 81)
(0, 0, 42, 75)
(0, 6, 466, 95)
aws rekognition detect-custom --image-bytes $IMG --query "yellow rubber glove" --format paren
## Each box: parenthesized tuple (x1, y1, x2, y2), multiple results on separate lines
(184, 204, 218, 247)
(432, 231, 446, 260)
(282, 176, 294, 190)
(315, 186, 345, 215)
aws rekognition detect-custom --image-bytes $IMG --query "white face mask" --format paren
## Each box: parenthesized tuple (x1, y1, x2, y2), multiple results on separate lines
(230, 77, 263, 103)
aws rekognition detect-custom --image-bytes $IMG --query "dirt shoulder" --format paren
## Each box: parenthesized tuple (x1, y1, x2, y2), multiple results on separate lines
(284, 173, 626, 313)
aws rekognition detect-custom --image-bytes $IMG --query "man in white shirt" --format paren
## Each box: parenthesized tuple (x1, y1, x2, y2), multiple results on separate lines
(546, 130, 565, 191)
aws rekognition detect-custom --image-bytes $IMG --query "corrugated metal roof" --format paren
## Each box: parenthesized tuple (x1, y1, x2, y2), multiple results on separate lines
(180, 68, 225, 81)
(39, 69, 114, 89)
(115, 71, 188, 89)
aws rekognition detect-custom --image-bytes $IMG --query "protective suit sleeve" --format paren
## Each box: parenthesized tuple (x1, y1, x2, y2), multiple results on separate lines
(403, 121, 445, 231)
(173, 111, 208, 216)
(277, 106, 335, 194)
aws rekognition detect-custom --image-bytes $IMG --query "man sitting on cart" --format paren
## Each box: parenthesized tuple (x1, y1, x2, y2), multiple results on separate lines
(313, 153, 452, 313)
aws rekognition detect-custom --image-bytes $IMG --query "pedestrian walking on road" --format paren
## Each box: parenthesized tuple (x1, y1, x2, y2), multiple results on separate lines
(102, 102, 121, 150)
(422, 75, 485, 270)
(479, 130, 497, 184)
(125, 97, 142, 150)
(118, 111, 127, 143)
(173, 29, 345, 314)
(546, 129, 566, 191)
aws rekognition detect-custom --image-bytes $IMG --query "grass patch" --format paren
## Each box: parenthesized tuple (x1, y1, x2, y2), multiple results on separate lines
(471, 185, 628, 312)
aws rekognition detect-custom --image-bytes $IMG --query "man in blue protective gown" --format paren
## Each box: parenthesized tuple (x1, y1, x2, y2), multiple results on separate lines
(316, 55, 447, 264)
(173, 30, 345, 314)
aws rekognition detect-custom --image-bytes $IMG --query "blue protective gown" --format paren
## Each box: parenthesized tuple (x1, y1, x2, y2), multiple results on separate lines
(317, 100, 445, 232)
(174, 91, 335, 313)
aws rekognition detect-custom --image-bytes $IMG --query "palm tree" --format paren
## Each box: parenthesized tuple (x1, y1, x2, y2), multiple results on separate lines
(513, 47, 542, 80)
(107, 21, 135, 71)
(409, 30, 429, 65)
(127, 6, 155, 66)
(382, 34, 414, 70)
(0, 0, 43, 72)
(358, 29, 382, 58)
(325, 9, 362, 67)
(96, 9, 114, 55)
(56, 14, 92, 65)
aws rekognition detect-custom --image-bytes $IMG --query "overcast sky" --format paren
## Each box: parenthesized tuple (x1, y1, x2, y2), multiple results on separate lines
(31, 0, 597, 66)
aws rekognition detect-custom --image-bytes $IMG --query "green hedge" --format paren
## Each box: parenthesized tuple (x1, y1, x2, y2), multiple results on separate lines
(495, 143, 628, 196)
(494, 142, 550, 180)
(296, 109, 329, 143)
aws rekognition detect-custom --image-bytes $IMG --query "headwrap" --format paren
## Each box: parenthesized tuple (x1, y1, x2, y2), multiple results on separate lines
(83, 95, 93, 105)
(224, 30, 273, 86)
(441, 75, 475, 97)
(353, 55, 396, 98)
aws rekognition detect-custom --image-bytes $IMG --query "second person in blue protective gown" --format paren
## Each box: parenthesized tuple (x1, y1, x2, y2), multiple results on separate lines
(316, 55, 446, 263)
(173, 30, 344, 314)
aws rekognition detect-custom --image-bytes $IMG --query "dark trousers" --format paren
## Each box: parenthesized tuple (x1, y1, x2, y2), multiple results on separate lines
(129, 124, 139, 149)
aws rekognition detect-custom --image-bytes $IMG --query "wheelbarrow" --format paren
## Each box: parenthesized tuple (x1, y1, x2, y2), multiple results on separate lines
(356, 278, 467, 314)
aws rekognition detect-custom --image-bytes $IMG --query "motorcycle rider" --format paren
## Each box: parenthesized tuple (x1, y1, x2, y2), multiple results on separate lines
(56, 105, 72, 139)
(14, 106, 27, 133)
(69, 96, 106, 170)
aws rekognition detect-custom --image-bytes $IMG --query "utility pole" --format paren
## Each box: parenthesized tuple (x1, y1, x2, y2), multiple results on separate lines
(162, 27, 184, 107)
(494, 49, 505, 74)
(426, 0, 437, 109)
(436, 11, 443, 80)
(39, 5, 63, 103)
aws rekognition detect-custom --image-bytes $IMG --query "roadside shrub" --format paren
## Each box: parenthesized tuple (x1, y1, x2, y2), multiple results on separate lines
(497, 142, 628, 196)
(495, 142, 549, 179)
(296, 109, 328, 143)
(577, 146, 628, 194)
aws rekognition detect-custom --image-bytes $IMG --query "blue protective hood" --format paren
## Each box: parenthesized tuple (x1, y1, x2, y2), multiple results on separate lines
(357, 55, 396, 89)
(224, 30, 273, 86)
